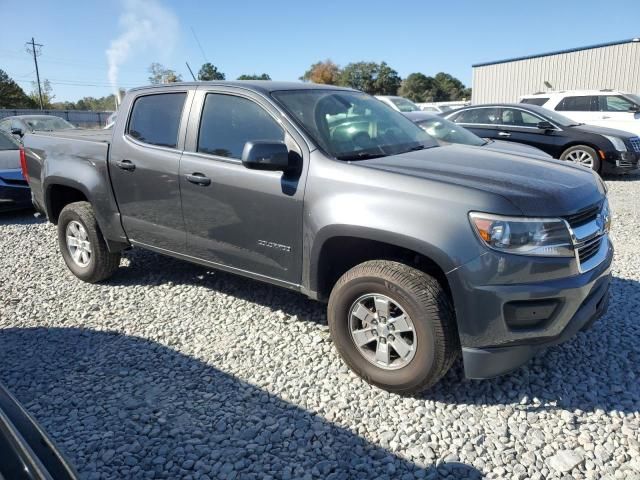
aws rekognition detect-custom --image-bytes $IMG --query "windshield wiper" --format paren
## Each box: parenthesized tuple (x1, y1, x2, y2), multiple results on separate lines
(336, 152, 387, 161)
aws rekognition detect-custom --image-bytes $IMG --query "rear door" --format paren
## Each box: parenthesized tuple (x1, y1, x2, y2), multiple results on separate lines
(448, 107, 502, 140)
(109, 89, 193, 252)
(554, 95, 597, 124)
(179, 87, 308, 286)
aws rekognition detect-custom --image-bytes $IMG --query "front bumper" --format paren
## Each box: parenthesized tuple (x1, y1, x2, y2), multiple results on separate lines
(602, 150, 640, 174)
(447, 237, 613, 379)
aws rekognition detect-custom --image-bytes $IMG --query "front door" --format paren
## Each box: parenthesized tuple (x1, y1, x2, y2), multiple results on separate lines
(179, 89, 307, 286)
(109, 91, 191, 252)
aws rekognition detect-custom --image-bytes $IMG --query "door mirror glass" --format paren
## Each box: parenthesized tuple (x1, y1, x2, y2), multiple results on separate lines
(241, 141, 291, 171)
(537, 121, 555, 131)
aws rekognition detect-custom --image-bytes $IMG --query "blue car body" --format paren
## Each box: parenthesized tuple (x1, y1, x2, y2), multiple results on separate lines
(0, 131, 31, 212)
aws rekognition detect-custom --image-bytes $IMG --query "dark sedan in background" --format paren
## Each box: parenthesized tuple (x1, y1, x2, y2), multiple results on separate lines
(445, 104, 640, 174)
(403, 111, 551, 159)
(0, 131, 31, 212)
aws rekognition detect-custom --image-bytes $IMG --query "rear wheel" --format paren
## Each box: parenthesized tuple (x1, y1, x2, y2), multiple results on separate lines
(560, 145, 601, 172)
(328, 260, 459, 394)
(58, 201, 121, 283)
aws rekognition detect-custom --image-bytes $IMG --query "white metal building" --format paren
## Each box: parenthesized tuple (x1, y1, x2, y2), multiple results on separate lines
(471, 38, 640, 104)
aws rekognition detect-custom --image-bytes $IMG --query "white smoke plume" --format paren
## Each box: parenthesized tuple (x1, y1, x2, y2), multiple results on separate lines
(106, 0, 179, 101)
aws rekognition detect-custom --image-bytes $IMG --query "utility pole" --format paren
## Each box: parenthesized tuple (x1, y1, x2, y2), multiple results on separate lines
(25, 37, 44, 110)
(185, 62, 197, 81)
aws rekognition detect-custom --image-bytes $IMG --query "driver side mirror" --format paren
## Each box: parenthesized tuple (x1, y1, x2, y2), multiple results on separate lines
(241, 141, 292, 172)
(629, 105, 640, 113)
(537, 121, 555, 131)
(10, 127, 24, 137)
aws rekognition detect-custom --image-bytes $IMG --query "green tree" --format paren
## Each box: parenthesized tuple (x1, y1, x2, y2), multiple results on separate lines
(0, 69, 35, 108)
(198, 62, 225, 81)
(428, 72, 470, 101)
(148, 63, 183, 84)
(237, 73, 271, 80)
(300, 60, 341, 85)
(338, 61, 401, 95)
(338, 61, 378, 93)
(30, 79, 55, 109)
(373, 62, 401, 95)
(399, 73, 434, 102)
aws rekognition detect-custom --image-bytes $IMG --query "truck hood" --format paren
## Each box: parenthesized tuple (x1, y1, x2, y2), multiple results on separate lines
(481, 139, 552, 159)
(359, 144, 604, 216)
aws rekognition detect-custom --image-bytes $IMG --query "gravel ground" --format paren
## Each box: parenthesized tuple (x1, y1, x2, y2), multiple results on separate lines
(1, 175, 639, 480)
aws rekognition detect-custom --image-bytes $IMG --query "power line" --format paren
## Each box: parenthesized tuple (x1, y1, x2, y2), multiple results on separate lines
(25, 37, 44, 110)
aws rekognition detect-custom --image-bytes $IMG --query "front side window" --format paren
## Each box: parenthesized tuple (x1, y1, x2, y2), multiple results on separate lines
(451, 108, 501, 125)
(500, 108, 543, 127)
(197, 94, 285, 159)
(555, 96, 594, 112)
(128, 93, 186, 148)
(599, 95, 636, 112)
(273, 90, 437, 160)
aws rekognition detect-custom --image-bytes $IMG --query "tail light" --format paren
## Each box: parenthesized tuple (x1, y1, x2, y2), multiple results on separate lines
(19, 145, 29, 182)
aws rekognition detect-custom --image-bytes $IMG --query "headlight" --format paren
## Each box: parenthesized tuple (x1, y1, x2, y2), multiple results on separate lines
(603, 135, 627, 152)
(469, 213, 573, 257)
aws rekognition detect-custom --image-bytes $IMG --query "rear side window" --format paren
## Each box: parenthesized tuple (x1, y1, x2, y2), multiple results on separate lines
(197, 94, 284, 159)
(128, 93, 186, 148)
(555, 96, 594, 112)
(520, 97, 549, 106)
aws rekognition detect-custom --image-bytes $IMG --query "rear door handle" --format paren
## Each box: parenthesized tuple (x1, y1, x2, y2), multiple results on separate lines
(185, 173, 211, 186)
(115, 159, 136, 171)
(498, 131, 511, 137)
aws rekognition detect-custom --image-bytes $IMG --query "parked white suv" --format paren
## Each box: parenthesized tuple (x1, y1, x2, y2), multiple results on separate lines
(520, 90, 640, 136)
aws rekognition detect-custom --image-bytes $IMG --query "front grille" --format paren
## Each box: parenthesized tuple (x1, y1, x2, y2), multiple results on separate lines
(564, 203, 600, 228)
(577, 236, 602, 264)
(629, 137, 640, 153)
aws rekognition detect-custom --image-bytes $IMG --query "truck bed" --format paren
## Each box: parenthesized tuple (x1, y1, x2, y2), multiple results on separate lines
(29, 128, 113, 144)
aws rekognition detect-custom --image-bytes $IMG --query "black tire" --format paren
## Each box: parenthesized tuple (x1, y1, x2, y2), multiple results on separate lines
(328, 260, 458, 394)
(57, 201, 121, 283)
(560, 145, 601, 173)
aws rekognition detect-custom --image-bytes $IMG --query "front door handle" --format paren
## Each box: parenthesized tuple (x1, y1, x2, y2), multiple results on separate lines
(185, 173, 211, 186)
(115, 159, 136, 171)
(498, 131, 511, 137)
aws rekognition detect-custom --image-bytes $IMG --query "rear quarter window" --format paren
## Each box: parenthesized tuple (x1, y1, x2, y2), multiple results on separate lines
(520, 97, 549, 106)
(127, 93, 187, 148)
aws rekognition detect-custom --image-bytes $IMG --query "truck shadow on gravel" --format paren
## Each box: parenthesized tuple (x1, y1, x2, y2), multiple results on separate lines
(0, 327, 484, 480)
(111, 247, 639, 417)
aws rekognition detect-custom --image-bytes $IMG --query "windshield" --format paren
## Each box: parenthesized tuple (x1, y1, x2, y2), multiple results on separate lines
(533, 108, 581, 127)
(24, 117, 75, 131)
(273, 90, 438, 160)
(389, 97, 421, 112)
(624, 94, 640, 106)
(416, 116, 486, 147)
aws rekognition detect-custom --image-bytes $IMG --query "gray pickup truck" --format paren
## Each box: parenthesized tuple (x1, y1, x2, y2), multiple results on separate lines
(23, 82, 613, 394)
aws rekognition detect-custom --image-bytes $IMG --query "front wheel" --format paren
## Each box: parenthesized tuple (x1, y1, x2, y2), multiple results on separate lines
(58, 201, 121, 283)
(328, 260, 459, 394)
(560, 145, 601, 173)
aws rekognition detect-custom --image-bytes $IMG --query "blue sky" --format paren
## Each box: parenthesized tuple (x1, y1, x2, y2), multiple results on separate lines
(0, 0, 639, 102)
